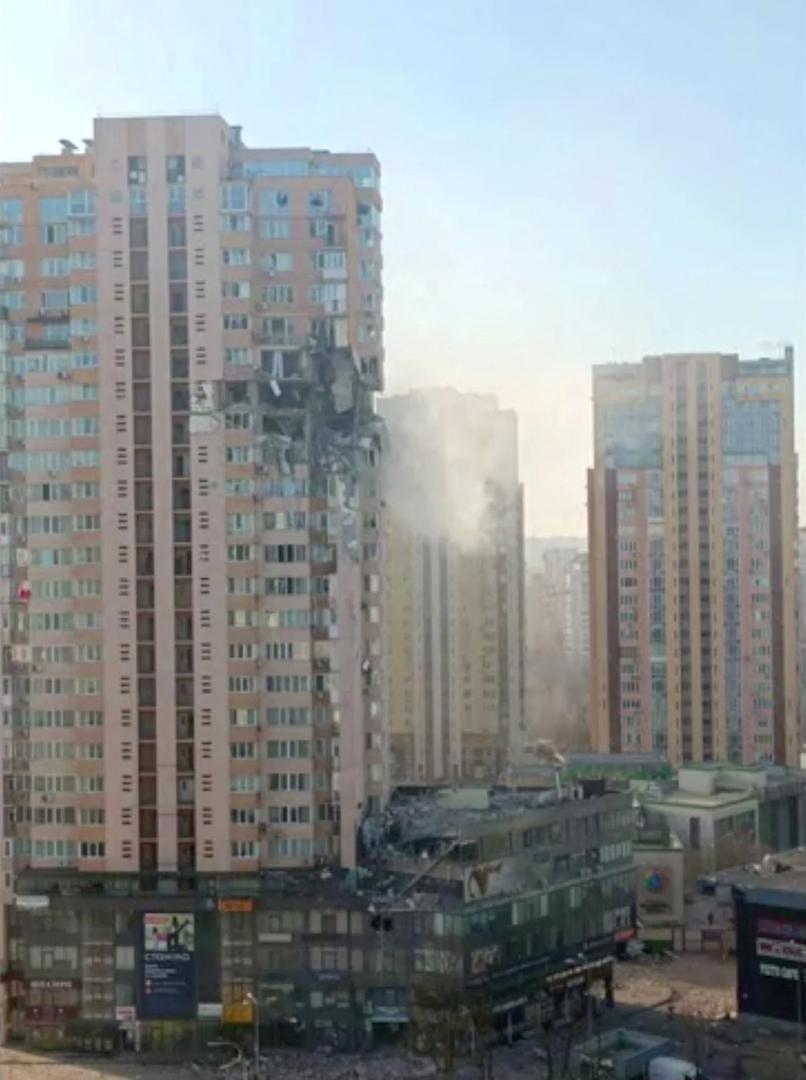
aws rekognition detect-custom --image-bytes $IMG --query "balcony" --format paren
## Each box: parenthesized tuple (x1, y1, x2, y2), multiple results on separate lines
(253, 330, 300, 347)
(177, 810, 195, 839)
(28, 308, 69, 322)
(24, 337, 70, 350)
(259, 348, 307, 380)
(359, 354, 382, 391)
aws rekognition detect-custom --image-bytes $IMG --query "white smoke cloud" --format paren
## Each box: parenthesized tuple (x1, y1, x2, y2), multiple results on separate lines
(380, 388, 518, 550)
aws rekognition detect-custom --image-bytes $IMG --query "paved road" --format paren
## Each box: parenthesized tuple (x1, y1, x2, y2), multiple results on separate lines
(0, 1054, 212, 1080)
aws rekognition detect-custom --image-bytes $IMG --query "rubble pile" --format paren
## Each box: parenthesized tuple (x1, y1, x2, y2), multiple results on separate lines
(258, 1049, 435, 1080)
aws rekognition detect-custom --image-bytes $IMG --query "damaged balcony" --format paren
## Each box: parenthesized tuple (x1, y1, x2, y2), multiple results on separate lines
(253, 317, 299, 346)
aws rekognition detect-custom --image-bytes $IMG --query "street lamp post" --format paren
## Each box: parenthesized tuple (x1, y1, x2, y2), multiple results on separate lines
(797, 963, 804, 1077)
(246, 992, 260, 1079)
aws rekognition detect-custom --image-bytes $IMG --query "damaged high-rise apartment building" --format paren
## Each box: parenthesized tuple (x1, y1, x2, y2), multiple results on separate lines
(382, 390, 524, 783)
(0, 115, 385, 1041)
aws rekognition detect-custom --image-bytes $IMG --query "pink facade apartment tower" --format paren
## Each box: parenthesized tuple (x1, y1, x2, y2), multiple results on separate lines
(0, 115, 386, 898)
(588, 352, 799, 768)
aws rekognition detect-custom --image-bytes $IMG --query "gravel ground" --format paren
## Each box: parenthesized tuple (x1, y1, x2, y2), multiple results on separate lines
(0, 1048, 434, 1080)
(605, 953, 800, 1080)
(0, 1054, 205, 1079)
(614, 950, 736, 1020)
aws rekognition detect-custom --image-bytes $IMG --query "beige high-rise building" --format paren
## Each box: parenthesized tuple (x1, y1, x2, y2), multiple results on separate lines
(381, 389, 523, 782)
(589, 351, 799, 767)
(564, 553, 590, 665)
(0, 115, 386, 1039)
(795, 527, 799, 738)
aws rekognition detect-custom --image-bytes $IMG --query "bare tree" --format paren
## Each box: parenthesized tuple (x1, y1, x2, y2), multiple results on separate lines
(685, 831, 771, 887)
(529, 997, 590, 1080)
(409, 977, 497, 1080)
(409, 978, 465, 1080)
(466, 990, 497, 1080)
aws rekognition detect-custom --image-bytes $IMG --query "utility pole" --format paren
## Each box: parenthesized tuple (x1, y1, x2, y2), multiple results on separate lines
(797, 961, 804, 1077)
(247, 992, 260, 1079)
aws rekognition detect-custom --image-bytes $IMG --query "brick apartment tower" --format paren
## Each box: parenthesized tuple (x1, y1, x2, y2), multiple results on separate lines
(0, 115, 386, 899)
(588, 352, 799, 767)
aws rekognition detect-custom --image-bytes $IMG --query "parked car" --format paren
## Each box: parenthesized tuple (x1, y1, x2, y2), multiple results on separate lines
(695, 875, 717, 896)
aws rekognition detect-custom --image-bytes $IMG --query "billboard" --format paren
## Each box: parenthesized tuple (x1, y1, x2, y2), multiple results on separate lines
(757, 937, 806, 963)
(141, 913, 196, 1019)
(757, 916, 806, 943)
(218, 898, 253, 913)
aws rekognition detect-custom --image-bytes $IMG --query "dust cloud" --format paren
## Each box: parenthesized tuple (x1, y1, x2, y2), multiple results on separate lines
(379, 388, 518, 550)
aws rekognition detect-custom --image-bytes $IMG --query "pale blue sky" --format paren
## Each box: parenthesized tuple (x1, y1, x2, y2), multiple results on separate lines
(1, 0, 803, 533)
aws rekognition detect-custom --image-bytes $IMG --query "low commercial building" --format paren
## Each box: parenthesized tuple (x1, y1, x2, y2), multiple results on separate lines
(506, 752, 672, 791)
(4, 784, 635, 1053)
(734, 853, 806, 1028)
(632, 818, 685, 952)
(638, 765, 806, 874)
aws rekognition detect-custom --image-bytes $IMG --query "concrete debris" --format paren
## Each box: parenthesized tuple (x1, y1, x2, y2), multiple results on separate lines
(0, 1050, 436, 1080)
(254, 1049, 435, 1080)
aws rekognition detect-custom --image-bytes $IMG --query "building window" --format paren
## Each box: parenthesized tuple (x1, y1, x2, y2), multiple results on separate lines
(258, 219, 290, 239)
(129, 187, 147, 215)
(166, 155, 186, 183)
(231, 841, 258, 859)
(307, 190, 332, 215)
(223, 280, 251, 299)
(0, 199, 23, 223)
(40, 223, 68, 245)
(221, 183, 249, 211)
(128, 156, 147, 184)
(258, 189, 290, 215)
(79, 841, 105, 859)
(262, 252, 294, 273)
(223, 247, 251, 266)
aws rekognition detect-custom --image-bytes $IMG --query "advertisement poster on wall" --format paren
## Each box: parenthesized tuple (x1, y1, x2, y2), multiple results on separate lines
(140, 913, 195, 1019)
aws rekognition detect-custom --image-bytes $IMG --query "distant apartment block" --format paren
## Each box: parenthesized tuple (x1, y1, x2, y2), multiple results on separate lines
(523, 542, 587, 665)
(382, 390, 524, 782)
(589, 352, 799, 766)
(795, 527, 799, 738)
(563, 553, 589, 664)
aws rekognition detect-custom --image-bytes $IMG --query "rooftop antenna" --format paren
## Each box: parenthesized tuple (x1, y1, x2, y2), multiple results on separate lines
(758, 339, 792, 358)
(59, 139, 77, 155)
